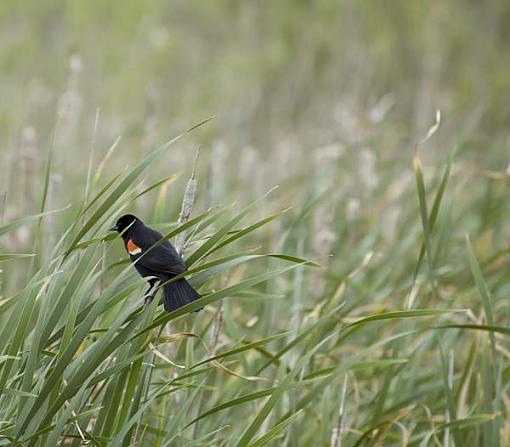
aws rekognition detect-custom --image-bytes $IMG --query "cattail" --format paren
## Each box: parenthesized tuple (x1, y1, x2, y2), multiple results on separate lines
(308, 144, 342, 299)
(141, 83, 159, 155)
(20, 126, 38, 214)
(368, 93, 395, 124)
(334, 102, 366, 145)
(174, 147, 199, 255)
(359, 148, 378, 194)
(56, 55, 83, 150)
(345, 197, 360, 222)
(49, 54, 82, 254)
(238, 145, 263, 199)
(275, 136, 295, 182)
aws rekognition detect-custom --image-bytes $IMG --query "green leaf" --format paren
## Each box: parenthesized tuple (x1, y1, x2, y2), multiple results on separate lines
(186, 187, 278, 266)
(413, 149, 454, 281)
(344, 308, 466, 330)
(0, 254, 36, 261)
(434, 324, 510, 336)
(246, 411, 303, 447)
(0, 207, 69, 237)
(413, 152, 437, 295)
(209, 208, 291, 254)
(236, 334, 333, 447)
(419, 414, 497, 447)
(188, 332, 291, 372)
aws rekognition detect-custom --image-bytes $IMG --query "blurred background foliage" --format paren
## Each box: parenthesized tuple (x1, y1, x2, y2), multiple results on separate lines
(2, 0, 509, 160)
(1, 0, 509, 245)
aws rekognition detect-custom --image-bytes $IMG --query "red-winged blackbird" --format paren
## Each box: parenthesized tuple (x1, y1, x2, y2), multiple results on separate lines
(109, 214, 200, 312)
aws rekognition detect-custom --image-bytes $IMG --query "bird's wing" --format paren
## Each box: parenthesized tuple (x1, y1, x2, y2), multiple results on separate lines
(130, 228, 186, 276)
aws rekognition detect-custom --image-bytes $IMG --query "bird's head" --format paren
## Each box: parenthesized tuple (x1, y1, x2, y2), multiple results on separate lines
(109, 214, 140, 236)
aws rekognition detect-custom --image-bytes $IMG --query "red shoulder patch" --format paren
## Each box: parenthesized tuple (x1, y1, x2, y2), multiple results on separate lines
(127, 238, 142, 255)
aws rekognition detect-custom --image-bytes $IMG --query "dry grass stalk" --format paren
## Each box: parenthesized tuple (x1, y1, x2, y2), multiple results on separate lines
(330, 375, 348, 447)
(443, 349, 454, 447)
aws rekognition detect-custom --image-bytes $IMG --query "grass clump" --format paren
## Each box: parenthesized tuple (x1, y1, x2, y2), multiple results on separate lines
(0, 115, 505, 446)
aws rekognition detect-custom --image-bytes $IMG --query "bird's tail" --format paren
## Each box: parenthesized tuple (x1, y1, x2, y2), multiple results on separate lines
(163, 278, 201, 312)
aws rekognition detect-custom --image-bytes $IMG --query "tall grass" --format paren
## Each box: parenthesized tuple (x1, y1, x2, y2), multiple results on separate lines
(0, 111, 507, 446)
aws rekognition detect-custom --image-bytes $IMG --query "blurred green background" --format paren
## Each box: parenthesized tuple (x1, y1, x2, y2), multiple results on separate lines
(1, 1, 510, 445)
(2, 0, 510, 249)
(2, 0, 509, 191)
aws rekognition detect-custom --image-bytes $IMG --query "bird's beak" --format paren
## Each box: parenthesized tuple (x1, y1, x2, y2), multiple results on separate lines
(108, 225, 119, 232)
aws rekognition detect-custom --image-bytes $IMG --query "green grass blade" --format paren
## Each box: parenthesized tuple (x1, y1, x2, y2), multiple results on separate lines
(419, 414, 497, 447)
(236, 334, 333, 447)
(0, 254, 36, 262)
(186, 187, 278, 266)
(0, 207, 69, 238)
(246, 411, 303, 447)
(413, 152, 437, 295)
(413, 149, 454, 281)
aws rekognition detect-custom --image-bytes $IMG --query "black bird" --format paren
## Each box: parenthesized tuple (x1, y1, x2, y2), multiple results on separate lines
(109, 214, 201, 312)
